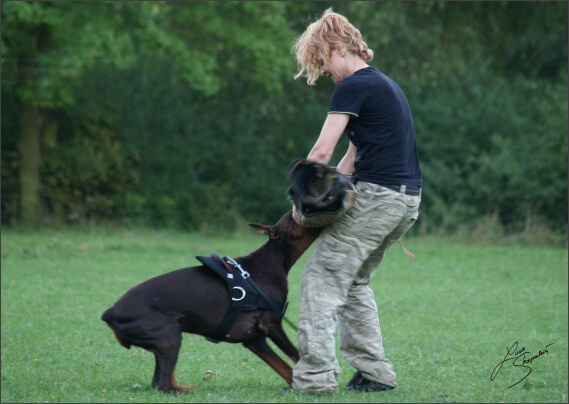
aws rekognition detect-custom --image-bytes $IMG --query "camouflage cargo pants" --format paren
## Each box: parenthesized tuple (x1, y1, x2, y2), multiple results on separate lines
(292, 180, 421, 393)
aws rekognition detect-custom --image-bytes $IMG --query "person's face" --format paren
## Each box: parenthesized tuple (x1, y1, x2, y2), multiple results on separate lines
(317, 49, 345, 84)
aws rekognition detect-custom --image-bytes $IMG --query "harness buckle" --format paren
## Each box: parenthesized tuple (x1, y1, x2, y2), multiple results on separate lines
(225, 257, 250, 279)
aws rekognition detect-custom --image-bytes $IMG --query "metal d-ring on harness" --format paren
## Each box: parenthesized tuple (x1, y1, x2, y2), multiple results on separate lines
(196, 253, 295, 343)
(224, 257, 250, 302)
(232, 286, 246, 301)
(224, 257, 297, 331)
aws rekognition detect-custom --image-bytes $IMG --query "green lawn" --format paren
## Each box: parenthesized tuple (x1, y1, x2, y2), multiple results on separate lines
(1, 227, 567, 403)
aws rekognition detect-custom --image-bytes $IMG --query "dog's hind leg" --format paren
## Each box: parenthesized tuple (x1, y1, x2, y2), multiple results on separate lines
(150, 326, 194, 394)
(243, 338, 294, 385)
(151, 351, 161, 388)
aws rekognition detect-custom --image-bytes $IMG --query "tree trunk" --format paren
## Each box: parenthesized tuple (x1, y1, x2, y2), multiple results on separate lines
(41, 112, 63, 222)
(17, 100, 43, 226)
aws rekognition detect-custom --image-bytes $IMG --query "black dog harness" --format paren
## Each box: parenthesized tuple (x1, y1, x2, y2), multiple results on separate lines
(196, 253, 288, 343)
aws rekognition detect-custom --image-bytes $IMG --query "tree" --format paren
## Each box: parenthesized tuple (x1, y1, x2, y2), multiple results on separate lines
(2, 1, 300, 226)
(1, 1, 220, 225)
(84, 2, 302, 228)
(2, 2, 566, 239)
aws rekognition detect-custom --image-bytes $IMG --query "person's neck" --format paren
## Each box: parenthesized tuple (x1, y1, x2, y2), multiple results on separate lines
(345, 52, 369, 75)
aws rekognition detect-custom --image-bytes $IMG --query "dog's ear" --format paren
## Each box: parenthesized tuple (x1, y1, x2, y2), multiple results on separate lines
(248, 223, 270, 235)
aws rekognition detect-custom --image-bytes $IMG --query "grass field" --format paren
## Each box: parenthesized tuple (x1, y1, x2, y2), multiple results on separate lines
(1, 225, 567, 403)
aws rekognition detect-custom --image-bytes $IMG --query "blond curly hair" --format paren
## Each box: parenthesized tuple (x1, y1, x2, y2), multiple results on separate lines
(292, 8, 373, 85)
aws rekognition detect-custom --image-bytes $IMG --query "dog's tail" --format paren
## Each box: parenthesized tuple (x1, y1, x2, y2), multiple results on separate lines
(101, 307, 132, 349)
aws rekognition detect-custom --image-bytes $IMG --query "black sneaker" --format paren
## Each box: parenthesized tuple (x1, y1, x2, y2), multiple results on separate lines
(346, 371, 395, 392)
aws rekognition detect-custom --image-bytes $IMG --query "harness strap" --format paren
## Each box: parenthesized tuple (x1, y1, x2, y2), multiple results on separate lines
(196, 253, 288, 343)
(224, 257, 286, 316)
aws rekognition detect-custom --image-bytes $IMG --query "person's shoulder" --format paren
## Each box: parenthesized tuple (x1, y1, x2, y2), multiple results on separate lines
(337, 67, 375, 89)
(357, 66, 382, 77)
(361, 67, 402, 91)
(350, 67, 387, 84)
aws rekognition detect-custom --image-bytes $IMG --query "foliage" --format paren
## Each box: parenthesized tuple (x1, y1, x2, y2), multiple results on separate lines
(1, 1, 567, 241)
(412, 71, 568, 234)
(1, 229, 567, 402)
(1, 1, 220, 106)
(40, 117, 140, 224)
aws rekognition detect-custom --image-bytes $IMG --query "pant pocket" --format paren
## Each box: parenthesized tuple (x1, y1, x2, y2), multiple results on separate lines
(316, 238, 352, 271)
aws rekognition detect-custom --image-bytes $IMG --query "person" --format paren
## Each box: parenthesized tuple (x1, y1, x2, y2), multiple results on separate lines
(289, 8, 422, 394)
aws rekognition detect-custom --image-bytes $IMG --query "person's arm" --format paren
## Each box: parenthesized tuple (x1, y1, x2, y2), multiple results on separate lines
(336, 140, 357, 176)
(306, 113, 350, 164)
(292, 113, 350, 225)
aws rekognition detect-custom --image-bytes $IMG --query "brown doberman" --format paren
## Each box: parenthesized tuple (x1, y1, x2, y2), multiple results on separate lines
(101, 211, 321, 393)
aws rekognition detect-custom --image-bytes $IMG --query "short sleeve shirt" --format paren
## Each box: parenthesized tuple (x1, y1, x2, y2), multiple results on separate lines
(329, 67, 422, 187)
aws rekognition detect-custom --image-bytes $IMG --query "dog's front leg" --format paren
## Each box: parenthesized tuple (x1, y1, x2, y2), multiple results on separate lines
(243, 338, 293, 385)
(267, 323, 300, 363)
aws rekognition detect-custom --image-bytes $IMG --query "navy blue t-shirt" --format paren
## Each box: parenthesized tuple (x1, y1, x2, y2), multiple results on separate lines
(329, 67, 422, 187)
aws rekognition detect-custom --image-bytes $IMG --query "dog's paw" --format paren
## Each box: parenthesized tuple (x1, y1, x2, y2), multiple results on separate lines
(179, 384, 195, 393)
